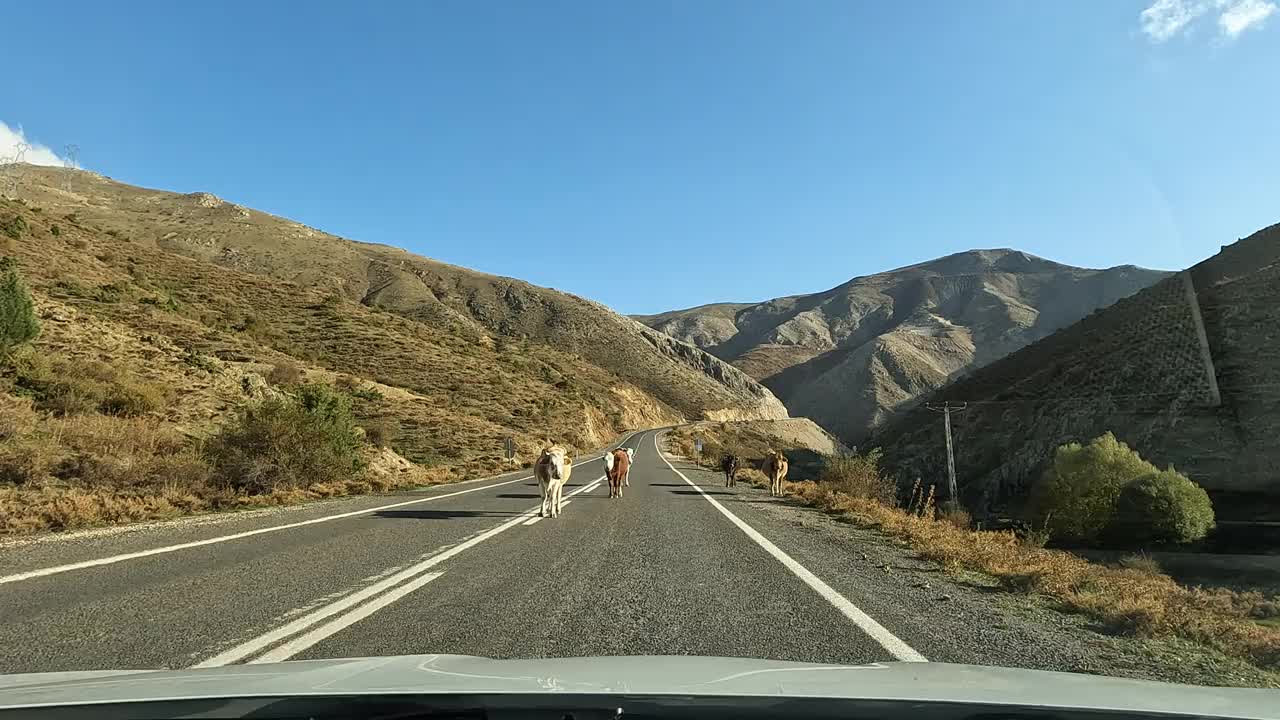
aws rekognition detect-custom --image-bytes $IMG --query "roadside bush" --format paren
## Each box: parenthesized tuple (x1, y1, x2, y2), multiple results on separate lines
(818, 450, 896, 504)
(1110, 469, 1215, 546)
(266, 362, 303, 386)
(1028, 432, 1158, 545)
(10, 353, 164, 417)
(940, 501, 972, 530)
(0, 258, 40, 357)
(360, 417, 398, 448)
(99, 379, 165, 416)
(207, 383, 365, 494)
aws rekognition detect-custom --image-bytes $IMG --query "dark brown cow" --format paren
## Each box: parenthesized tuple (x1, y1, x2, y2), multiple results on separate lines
(721, 454, 740, 487)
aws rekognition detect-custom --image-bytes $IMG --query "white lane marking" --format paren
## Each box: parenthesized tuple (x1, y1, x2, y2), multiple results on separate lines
(194, 474, 608, 666)
(523, 517, 542, 526)
(653, 432, 927, 663)
(0, 456, 610, 587)
(248, 571, 446, 664)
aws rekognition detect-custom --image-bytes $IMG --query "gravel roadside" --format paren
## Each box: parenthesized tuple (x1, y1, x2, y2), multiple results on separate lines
(664, 453, 1279, 688)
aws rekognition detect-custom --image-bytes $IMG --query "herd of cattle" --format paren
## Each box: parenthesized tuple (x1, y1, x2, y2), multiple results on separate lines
(531, 441, 790, 519)
(721, 450, 789, 497)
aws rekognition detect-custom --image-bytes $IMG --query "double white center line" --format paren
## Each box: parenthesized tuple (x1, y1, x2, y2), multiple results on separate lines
(195, 476, 605, 667)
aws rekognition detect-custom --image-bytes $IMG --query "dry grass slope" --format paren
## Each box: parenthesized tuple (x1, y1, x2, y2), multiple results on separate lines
(8, 165, 786, 423)
(0, 195, 681, 533)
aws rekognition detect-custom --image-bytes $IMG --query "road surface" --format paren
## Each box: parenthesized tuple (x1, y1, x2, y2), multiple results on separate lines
(0, 429, 1102, 674)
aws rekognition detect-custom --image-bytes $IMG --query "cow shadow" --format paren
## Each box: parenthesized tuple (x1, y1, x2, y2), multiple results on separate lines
(495, 493, 540, 499)
(670, 489, 732, 496)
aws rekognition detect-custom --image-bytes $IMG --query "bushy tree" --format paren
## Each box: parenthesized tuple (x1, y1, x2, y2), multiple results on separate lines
(819, 450, 897, 504)
(0, 258, 40, 357)
(208, 384, 364, 494)
(1111, 469, 1215, 545)
(1028, 432, 1158, 544)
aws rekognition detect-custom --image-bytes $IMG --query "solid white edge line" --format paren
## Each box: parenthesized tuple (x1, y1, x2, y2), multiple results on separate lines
(195, 473, 609, 666)
(653, 432, 927, 663)
(1, 454, 615, 587)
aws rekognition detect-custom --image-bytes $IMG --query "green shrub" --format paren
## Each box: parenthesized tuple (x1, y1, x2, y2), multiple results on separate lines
(139, 290, 180, 312)
(91, 282, 126, 303)
(1028, 432, 1159, 544)
(819, 450, 897, 504)
(207, 384, 365, 494)
(49, 225, 60, 237)
(182, 348, 220, 374)
(0, 258, 40, 356)
(1, 215, 26, 240)
(348, 386, 383, 402)
(1110, 469, 1215, 546)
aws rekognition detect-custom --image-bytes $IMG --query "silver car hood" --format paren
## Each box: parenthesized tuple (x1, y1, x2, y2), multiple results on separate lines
(0, 655, 1274, 717)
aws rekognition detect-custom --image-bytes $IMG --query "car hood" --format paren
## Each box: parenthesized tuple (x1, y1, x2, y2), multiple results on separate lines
(0, 655, 1275, 717)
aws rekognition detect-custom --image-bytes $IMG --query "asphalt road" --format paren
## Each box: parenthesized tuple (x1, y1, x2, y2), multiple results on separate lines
(1, 428, 1094, 675)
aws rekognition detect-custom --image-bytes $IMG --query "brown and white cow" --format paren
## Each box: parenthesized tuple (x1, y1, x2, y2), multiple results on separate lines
(604, 447, 631, 499)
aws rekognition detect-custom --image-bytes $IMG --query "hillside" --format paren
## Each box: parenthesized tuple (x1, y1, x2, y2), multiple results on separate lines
(0, 191, 699, 532)
(5, 164, 786, 424)
(638, 251, 1166, 444)
(872, 223, 1280, 519)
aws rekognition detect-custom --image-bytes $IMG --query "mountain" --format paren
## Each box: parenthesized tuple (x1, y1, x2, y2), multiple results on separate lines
(637, 250, 1167, 445)
(5, 164, 786, 424)
(873, 223, 1280, 519)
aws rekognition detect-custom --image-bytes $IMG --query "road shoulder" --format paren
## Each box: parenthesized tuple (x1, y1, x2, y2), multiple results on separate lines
(661, 453, 1279, 688)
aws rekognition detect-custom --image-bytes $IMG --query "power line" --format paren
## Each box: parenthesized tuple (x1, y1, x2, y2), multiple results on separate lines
(0, 142, 29, 199)
(62, 144, 80, 191)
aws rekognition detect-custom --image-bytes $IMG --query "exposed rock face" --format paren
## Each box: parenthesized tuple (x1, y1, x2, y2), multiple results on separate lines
(638, 250, 1167, 444)
(874, 224, 1280, 517)
(634, 324, 789, 420)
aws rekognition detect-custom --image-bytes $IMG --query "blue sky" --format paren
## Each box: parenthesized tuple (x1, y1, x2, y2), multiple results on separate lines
(4, 1, 1277, 314)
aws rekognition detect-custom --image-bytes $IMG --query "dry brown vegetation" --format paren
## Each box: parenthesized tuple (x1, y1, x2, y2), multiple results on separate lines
(666, 425, 1280, 674)
(7, 165, 782, 424)
(0, 193, 678, 534)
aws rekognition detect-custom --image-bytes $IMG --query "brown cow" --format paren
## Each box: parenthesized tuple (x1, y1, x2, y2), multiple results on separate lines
(604, 448, 630, 499)
(763, 450, 788, 497)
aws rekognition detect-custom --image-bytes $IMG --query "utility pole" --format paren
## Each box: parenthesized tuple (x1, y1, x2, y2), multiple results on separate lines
(925, 402, 967, 503)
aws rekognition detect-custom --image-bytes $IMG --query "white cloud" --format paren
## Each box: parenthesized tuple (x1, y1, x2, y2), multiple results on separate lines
(1139, 0, 1277, 41)
(0, 121, 68, 167)
(1217, 0, 1277, 36)
(1141, 0, 1210, 41)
